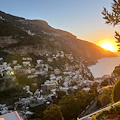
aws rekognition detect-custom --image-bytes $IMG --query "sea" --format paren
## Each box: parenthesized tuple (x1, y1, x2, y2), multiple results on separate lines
(88, 57, 120, 78)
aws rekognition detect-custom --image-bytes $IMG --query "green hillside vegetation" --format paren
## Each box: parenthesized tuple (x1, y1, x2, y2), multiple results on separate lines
(42, 90, 97, 120)
(113, 66, 120, 75)
(0, 86, 29, 105)
(91, 103, 120, 120)
(43, 104, 63, 120)
(112, 77, 120, 102)
(0, 19, 28, 37)
(97, 86, 113, 107)
(0, 19, 45, 46)
(30, 88, 97, 120)
(91, 77, 120, 119)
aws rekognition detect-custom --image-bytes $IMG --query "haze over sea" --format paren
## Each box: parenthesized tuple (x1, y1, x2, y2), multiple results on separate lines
(88, 57, 120, 78)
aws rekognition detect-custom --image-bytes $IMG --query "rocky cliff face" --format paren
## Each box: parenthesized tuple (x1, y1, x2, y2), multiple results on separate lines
(0, 11, 117, 65)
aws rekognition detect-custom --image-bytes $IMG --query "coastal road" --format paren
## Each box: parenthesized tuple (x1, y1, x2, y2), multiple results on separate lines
(82, 97, 98, 116)
(79, 97, 98, 118)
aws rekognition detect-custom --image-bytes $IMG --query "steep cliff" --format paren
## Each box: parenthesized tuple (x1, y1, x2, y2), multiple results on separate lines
(0, 11, 117, 65)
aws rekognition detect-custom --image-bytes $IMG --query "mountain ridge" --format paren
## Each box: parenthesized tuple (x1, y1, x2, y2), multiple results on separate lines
(0, 11, 117, 65)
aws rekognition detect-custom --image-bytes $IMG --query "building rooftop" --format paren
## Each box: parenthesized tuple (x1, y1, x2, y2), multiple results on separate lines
(0, 111, 22, 120)
(29, 101, 44, 108)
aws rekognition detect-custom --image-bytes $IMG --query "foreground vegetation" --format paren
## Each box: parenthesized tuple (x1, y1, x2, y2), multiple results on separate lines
(29, 87, 97, 120)
(91, 103, 120, 120)
(91, 77, 120, 119)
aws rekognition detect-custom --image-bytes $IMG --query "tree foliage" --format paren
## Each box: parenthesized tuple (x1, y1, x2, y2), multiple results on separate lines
(58, 94, 80, 120)
(102, 0, 120, 51)
(97, 87, 113, 107)
(76, 90, 90, 109)
(58, 90, 93, 120)
(56, 91, 66, 100)
(42, 89, 97, 120)
(112, 77, 120, 102)
(101, 79, 108, 87)
(43, 104, 63, 120)
(113, 66, 120, 75)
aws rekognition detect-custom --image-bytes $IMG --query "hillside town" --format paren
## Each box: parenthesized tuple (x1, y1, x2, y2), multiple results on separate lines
(0, 50, 118, 119)
(1, 0, 120, 119)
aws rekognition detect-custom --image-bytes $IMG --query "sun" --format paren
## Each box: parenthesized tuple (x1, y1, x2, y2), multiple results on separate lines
(100, 42, 115, 52)
(97, 39, 118, 52)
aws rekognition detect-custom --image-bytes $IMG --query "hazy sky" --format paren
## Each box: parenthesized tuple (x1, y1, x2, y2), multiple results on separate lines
(0, 0, 119, 44)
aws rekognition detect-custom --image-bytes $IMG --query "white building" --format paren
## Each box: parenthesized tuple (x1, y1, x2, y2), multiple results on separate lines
(12, 60, 17, 65)
(54, 69, 60, 75)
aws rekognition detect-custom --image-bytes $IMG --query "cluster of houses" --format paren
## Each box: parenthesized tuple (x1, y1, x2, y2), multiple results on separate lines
(0, 58, 15, 78)
(0, 51, 119, 119)
(0, 51, 93, 117)
(94, 73, 118, 92)
(0, 51, 94, 91)
(0, 50, 117, 93)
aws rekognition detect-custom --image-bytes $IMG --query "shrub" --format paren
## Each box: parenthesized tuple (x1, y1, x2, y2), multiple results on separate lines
(112, 77, 120, 102)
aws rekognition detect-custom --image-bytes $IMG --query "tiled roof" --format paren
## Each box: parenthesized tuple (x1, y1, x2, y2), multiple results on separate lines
(0, 111, 22, 120)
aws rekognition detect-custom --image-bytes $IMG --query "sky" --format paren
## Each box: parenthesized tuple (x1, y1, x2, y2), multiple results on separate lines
(0, 0, 119, 45)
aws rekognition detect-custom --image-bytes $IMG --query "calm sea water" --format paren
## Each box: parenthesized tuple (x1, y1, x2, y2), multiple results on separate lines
(88, 57, 120, 78)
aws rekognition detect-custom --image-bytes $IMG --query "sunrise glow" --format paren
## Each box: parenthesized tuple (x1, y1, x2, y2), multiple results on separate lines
(97, 39, 118, 52)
